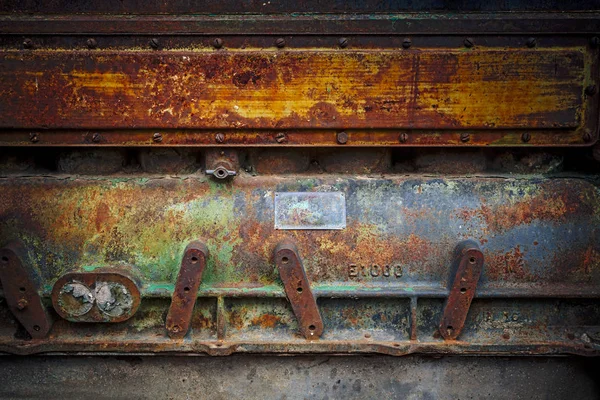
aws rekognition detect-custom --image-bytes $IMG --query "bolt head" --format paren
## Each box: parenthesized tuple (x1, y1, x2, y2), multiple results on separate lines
(338, 37, 348, 48)
(585, 85, 597, 96)
(336, 131, 348, 144)
(463, 38, 474, 48)
(460, 132, 470, 143)
(152, 132, 163, 143)
(149, 38, 159, 49)
(402, 38, 412, 49)
(526, 37, 537, 48)
(86, 38, 97, 49)
(212, 38, 223, 49)
(275, 38, 286, 48)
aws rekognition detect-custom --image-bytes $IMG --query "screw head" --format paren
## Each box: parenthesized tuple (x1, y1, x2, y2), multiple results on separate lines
(86, 38, 97, 49)
(463, 38, 474, 48)
(91, 132, 101, 143)
(275, 38, 286, 48)
(521, 132, 531, 143)
(152, 132, 163, 143)
(591, 37, 600, 48)
(215, 133, 225, 143)
(402, 38, 412, 49)
(399, 132, 408, 143)
(275, 132, 287, 144)
(585, 85, 597, 96)
(149, 38, 159, 49)
(336, 131, 348, 144)
(212, 38, 224, 49)
(23, 38, 33, 49)
(29, 132, 39, 143)
(460, 132, 470, 143)
(526, 37, 537, 48)
(338, 37, 348, 48)
(16, 299, 28, 311)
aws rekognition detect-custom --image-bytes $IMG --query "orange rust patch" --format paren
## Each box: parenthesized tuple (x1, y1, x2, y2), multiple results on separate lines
(250, 314, 282, 329)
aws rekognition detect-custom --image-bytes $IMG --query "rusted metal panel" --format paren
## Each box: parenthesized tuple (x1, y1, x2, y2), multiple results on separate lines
(0, 50, 589, 132)
(0, 175, 598, 355)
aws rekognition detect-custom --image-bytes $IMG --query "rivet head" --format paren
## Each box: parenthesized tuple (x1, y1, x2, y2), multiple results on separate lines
(521, 132, 531, 143)
(275, 38, 286, 48)
(152, 132, 163, 143)
(86, 38, 97, 49)
(212, 38, 224, 49)
(23, 38, 33, 49)
(399, 133, 408, 143)
(275, 132, 287, 144)
(336, 131, 348, 144)
(463, 38, 474, 48)
(402, 38, 412, 49)
(149, 38, 159, 49)
(585, 85, 597, 96)
(338, 37, 348, 48)
(526, 37, 537, 48)
(215, 133, 225, 143)
(460, 132, 470, 143)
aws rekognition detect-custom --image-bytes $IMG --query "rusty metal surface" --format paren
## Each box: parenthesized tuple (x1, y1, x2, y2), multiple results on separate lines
(0, 243, 53, 339)
(166, 241, 208, 338)
(274, 241, 323, 339)
(0, 49, 594, 145)
(0, 173, 597, 355)
(51, 270, 141, 323)
(439, 241, 484, 340)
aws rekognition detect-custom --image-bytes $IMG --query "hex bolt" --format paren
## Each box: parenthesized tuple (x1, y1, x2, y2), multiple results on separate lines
(336, 131, 348, 144)
(16, 299, 28, 311)
(215, 133, 225, 143)
(338, 37, 348, 48)
(399, 132, 408, 143)
(583, 129, 594, 143)
(521, 132, 531, 143)
(585, 85, 597, 96)
(590, 37, 600, 48)
(23, 38, 33, 49)
(86, 38, 97, 49)
(149, 38, 159, 49)
(402, 38, 412, 49)
(275, 132, 287, 144)
(275, 38, 286, 48)
(212, 38, 224, 49)
(29, 132, 39, 143)
(460, 132, 470, 143)
(526, 37, 537, 48)
(152, 132, 163, 143)
(463, 38, 474, 48)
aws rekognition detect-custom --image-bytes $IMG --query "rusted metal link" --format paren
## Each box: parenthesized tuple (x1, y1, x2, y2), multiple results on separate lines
(51, 270, 141, 323)
(166, 241, 209, 339)
(0, 243, 53, 339)
(274, 241, 323, 340)
(439, 240, 485, 340)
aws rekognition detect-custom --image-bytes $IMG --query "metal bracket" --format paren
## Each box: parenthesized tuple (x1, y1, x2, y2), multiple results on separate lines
(0, 243, 53, 339)
(439, 240, 484, 340)
(274, 241, 323, 340)
(166, 241, 209, 338)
